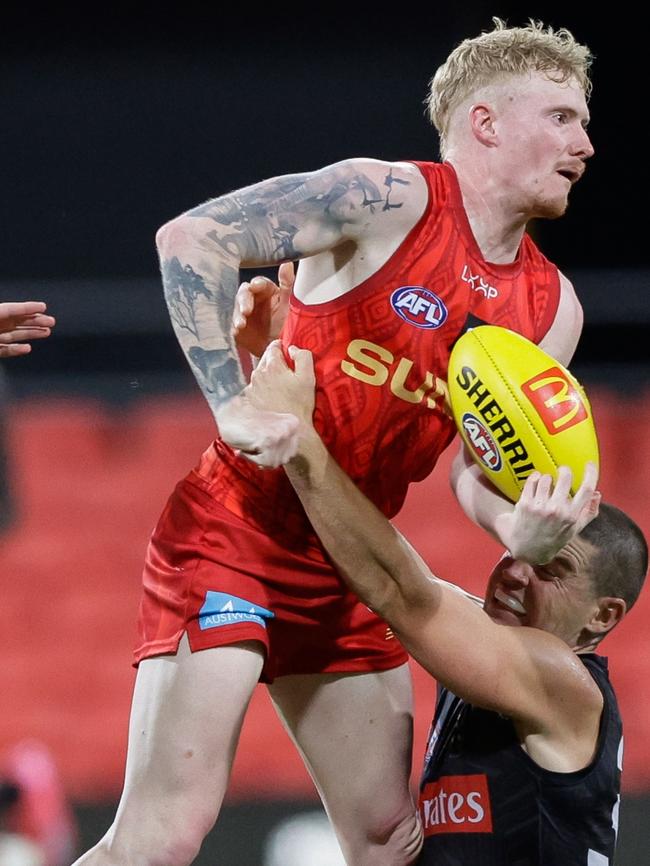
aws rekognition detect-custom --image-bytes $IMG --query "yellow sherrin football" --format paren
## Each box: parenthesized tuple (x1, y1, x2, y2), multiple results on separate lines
(448, 325, 599, 502)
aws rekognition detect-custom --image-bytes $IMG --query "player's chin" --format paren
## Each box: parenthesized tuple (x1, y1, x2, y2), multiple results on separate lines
(533, 194, 569, 220)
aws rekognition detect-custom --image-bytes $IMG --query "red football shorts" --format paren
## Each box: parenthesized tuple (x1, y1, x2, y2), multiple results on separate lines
(134, 470, 407, 682)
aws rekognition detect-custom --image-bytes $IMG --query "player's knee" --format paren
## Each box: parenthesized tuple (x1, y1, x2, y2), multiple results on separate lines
(390, 809, 424, 864)
(97, 805, 215, 866)
(362, 808, 423, 866)
(149, 808, 215, 866)
(108, 831, 203, 866)
(149, 833, 204, 866)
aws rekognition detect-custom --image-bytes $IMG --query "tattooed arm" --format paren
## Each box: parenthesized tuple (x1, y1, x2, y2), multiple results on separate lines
(156, 158, 424, 464)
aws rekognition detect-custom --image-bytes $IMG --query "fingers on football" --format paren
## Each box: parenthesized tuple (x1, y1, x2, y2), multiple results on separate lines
(571, 462, 598, 503)
(582, 460, 599, 489)
(573, 489, 601, 533)
(520, 472, 542, 502)
(533, 473, 553, 501)
(550, 465, 573, 502)
(572, 462, 601, 524)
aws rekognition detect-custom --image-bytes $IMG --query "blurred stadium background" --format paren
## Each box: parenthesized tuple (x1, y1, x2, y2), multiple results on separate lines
(1, 3, 648, 864)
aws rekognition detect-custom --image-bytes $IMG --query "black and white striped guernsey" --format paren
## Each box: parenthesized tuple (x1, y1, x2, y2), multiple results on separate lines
(418, 654, 622, 865)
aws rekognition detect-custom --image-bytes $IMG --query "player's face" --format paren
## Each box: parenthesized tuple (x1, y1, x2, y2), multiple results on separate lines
(483, 537, 600, 645)
(491, 72, 594, 219)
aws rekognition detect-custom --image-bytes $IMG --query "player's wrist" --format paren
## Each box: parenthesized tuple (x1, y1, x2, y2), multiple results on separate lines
(501, 517, 557, 564)
(214, 390, 246, 423)
(296, 423, 323, 457)
(287, 427, 327, 484)
(495, 512, 550, 563)
(492, 509, 518, 553)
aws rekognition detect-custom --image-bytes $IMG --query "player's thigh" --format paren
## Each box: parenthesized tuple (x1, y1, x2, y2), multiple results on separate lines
(115, 634, 264, 837)
(268, 665, 414, 820)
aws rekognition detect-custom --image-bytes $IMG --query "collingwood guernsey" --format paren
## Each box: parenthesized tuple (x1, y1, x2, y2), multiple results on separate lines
(418, 655, 622, 865)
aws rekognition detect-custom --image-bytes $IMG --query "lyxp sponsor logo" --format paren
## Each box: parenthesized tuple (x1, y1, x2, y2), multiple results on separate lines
(198, 591, 274, 631)
(461, 265, 498, 299)
(419, 774, 493, 836)
(462, 413, 502, 471)
(390, 286, 448, 329)
(521, 366, 588, 434)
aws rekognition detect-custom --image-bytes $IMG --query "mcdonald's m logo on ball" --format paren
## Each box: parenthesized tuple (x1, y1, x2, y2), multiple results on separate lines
(521, 367, 589, 435)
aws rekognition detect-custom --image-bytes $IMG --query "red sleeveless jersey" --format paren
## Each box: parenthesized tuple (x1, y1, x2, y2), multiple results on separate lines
(196, 162, 560, 543)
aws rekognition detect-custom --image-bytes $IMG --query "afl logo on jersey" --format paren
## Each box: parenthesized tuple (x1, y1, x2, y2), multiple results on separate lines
(462, 413, 502, 471)
(390, 286, 448, 329)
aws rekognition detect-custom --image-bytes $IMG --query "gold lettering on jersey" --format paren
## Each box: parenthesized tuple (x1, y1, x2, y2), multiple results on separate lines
(341, 339, 391, 386)
(391, 358, 436, 403)
(427, 378, 452, 415)
(341, 339, 451, 414)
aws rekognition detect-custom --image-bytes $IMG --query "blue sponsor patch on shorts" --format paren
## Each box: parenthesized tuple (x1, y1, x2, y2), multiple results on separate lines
(198, 591, 275, 631)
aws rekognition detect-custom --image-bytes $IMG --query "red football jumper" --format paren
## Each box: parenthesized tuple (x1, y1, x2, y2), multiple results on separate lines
(135, 162, 560, 681)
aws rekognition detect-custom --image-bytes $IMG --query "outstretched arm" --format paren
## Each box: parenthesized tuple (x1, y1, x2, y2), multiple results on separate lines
(245, 343, 603, 735)
(156, 158, 422, 463)
(244, 341, 448, 621)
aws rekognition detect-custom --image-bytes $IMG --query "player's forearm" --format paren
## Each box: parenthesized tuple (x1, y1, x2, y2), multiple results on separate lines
(286, 429, 438, 621)
(450, 447, 516, 545)
(157, 228, 247, 419)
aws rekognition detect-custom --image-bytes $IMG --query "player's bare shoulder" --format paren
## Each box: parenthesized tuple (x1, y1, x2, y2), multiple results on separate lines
(512, 628, 604, 771)
(539, 271, 584, 365)
(337, 157, 429, 241)
(294, 158, 430, 303)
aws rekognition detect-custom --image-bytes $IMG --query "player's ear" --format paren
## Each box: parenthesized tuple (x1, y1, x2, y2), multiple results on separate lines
(469, 103, 499, 147)
(588, 597, 626, 637)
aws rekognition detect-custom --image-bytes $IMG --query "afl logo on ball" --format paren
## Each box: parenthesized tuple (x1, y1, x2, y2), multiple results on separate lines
(390, 286, 448, 329)
(462, 413, 502, 471)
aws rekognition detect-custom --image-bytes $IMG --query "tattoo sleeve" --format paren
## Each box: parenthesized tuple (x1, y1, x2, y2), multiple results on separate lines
(158, 160, 411, 418)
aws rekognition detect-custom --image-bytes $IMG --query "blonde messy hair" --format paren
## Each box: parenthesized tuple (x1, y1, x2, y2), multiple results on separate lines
(426, 18, 593, 156)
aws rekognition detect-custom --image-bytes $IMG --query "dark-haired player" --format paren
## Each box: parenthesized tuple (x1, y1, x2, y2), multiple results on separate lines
(246, 340, 646, 865)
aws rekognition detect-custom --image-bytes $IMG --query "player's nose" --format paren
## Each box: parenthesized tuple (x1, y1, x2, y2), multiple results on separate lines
(499, 558, 533, 587)
(571, 125, 594, 160)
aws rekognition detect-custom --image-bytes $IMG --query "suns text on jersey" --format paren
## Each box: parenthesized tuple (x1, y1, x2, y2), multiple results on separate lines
(341, 339, 451, 413)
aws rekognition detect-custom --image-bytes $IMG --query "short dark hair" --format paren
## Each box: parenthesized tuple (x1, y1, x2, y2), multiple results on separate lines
(580, 503, 648, 611)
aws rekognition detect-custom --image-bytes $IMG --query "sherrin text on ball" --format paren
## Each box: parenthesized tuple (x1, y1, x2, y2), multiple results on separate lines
(448, 326, 599, 502)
